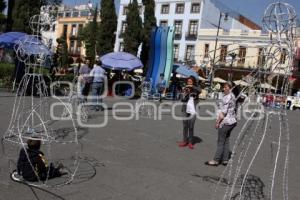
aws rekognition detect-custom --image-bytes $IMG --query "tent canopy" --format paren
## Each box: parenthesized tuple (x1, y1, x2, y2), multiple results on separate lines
(213, 77, 226, 83)
(173, 63, 199, 80)
(0, 32, 27, 49)
(100, 52, 143, 71)
(234, 80, 249, 86)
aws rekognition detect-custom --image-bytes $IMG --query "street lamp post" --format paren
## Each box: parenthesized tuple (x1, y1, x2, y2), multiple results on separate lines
(227, 52, 237, 82)
(210, 12, 228, 86)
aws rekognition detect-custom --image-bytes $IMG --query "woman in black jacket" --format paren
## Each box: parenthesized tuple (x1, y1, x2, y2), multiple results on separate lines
(178, 76, 201, 149)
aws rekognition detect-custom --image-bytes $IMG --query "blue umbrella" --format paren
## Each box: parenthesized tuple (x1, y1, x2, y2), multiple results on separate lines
(100, 52, 143, 71)
(173, 63, 199, 80)
(0, 32, 28, 49)
(15, 35, 52, 56)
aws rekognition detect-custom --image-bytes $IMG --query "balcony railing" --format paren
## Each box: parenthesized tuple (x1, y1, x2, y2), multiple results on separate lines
(174, 33, 182, 40)
(185, 32, 197, 40)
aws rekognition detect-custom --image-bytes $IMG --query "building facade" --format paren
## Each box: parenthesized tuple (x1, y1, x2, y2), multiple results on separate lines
(115, 0, 260, 63)
(41, 4, 99, 60)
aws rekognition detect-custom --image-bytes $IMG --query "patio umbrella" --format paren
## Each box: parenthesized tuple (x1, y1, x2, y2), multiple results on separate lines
(234, 79, 249, 86)
(259, 83, 276, 90)
(213, 77, 226, 83)
(15, 35, 52, 56)
(100, 52, 143, 71)
(173, 63, 199, 80)
(0, 32, 27, 49)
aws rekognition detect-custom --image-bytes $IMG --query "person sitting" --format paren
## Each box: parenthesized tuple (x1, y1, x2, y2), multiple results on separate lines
(17, 139, 65, 182)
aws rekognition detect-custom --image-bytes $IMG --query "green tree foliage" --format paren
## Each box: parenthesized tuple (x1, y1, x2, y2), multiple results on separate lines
(0, 0, 6, 11)
(123, 0, 143, 55)
(97, 0, 117, 56)
(140, 0, 156, 72)
(12, 0, 62, 33)
(56, 36, 69, 68)
(78, 6, 99, 66)
(5, 0, 14, 32)
(0, 0, 6, 31)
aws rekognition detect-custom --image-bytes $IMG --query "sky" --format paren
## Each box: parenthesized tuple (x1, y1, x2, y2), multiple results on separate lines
(63, 0, 300, 25)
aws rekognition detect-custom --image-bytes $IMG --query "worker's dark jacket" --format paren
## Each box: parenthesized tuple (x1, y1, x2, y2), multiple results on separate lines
(17, 148, 47, 182)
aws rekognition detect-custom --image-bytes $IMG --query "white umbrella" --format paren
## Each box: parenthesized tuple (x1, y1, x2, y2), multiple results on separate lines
(213, 77, 226, 83)
(259, 83, 276, 90)
(234, 80, 249, 86)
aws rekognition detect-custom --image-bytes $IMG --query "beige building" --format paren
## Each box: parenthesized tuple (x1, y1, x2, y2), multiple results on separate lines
(55, 5, 100, 59)
(195, 29, 290, 75)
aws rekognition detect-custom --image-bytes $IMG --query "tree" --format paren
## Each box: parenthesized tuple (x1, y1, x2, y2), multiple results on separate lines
(5, 0, 14, 32)
(56, 36, 68, 68)
(0, 0, 6, 12)
(123, 0, 143, 55)
(78, 6, 99, 66)
(140, 0, 156, 72)
(0, 0, 6, 31)
(12, 0, 62, 33)
(97, 0, 117, 56)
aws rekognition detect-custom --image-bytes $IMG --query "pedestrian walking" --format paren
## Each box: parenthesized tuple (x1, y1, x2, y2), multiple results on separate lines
(90, 60, 106, 111)
(79, 59, 92, 101)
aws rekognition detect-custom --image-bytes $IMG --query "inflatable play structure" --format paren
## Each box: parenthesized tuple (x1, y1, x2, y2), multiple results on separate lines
(146, 26, 175, 90)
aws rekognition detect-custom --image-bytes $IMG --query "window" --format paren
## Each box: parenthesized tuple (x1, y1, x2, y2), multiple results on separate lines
(123, 6, 129, 15)
(63, 24, 68, 38)
(65, 12, 71, 17)
(121, 21, 127, 34)
(119, 42, 124, 52)
(257, 48, 266, 66)
(173, 44, 179, 61)
(185, 45, 195, 61)
(52, 24, 56, 32)
(175, 3, 185, 14)
(188, 20, 198, 35)
(219, 45, 228, 63)
(280, 48, 287, 64)
(58, 12, 64, 18)
(174, 20, 182, 39)
(160, 20, 168, 27)
(71, 24, 77, 36)
(70, 40, 75, 53)
(161, 4, 169, 14)
(204, 44, 209, 58)
(238, 46, 247, 66)
(80, 10, 89, 16)
(73, 11, 79, 17)
(191, 3, 201, 13)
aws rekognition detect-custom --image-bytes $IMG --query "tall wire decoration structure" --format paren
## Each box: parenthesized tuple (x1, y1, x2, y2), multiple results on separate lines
(135, 80, 155, 118)
(1, 5, 80, 187)
(61, 76, 89, 123)
(205, 2, 296, 200)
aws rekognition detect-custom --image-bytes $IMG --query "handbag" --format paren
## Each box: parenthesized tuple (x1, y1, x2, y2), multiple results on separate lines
(186, 97, 196, 115)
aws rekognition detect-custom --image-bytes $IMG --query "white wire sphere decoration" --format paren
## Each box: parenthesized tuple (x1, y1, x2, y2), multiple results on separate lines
(262, 2, 297, 34)
(29, 14, 52, 33)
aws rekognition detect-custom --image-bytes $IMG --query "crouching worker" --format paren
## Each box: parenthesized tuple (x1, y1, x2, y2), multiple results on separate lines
(17, 139, 65, 182)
